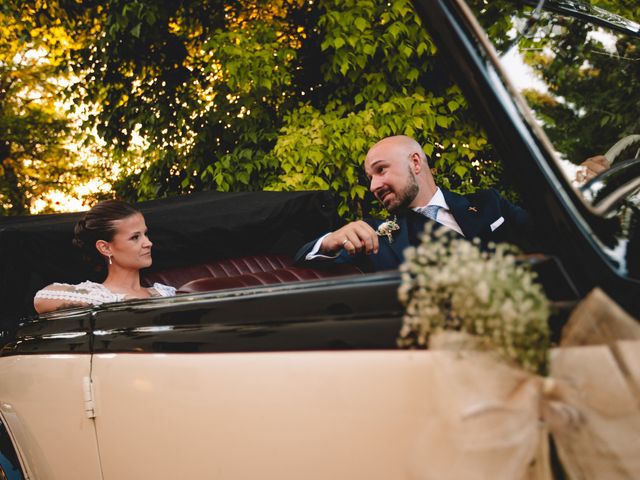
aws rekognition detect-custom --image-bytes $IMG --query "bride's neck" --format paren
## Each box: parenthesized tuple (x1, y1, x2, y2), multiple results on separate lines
(103, 267, 143, 292)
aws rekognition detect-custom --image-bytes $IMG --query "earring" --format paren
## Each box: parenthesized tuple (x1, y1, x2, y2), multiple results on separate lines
(108, 255, 112, 265)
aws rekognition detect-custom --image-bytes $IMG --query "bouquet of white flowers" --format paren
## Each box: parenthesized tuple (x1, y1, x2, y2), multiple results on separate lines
(398, 224, 551, 373)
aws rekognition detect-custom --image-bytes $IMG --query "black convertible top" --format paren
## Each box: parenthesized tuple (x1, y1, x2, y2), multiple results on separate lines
(0, 190, 337, 334)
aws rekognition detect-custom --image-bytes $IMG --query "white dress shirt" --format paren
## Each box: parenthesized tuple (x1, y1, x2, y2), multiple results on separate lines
(413, 187, 464, 236)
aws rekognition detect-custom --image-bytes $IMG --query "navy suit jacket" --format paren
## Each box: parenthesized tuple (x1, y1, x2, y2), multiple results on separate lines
(294, 188, 534, 272)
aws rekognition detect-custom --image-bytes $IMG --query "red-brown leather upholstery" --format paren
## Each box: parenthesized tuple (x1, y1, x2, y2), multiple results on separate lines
(142, 254, 363, 293)
(142, 255, 293, 288)
(178, 265, 362, 293)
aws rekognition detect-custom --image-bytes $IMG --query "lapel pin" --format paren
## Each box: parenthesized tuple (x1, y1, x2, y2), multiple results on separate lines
(468, 206, 478, 213)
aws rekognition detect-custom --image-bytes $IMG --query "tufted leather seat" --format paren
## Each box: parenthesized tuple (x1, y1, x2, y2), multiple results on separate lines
(142, 254, 363, 293)
(142, 255, 294, 288)
(178, 265, 362, 293)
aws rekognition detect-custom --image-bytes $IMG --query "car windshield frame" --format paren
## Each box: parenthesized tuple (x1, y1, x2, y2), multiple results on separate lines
(521, 0, 640, 38)
(412, 0, 640, 312)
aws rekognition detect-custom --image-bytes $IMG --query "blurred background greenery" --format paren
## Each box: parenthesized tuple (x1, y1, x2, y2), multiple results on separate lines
(1, 0, 636, 218)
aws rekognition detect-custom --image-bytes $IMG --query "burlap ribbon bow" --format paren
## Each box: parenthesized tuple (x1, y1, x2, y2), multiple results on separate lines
(406, 289, 640, 480)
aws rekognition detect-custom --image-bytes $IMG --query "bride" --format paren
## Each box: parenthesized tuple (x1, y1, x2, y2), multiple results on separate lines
(34, 200, 175, 313)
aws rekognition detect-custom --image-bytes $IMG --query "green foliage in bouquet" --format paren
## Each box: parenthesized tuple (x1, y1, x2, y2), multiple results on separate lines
(398, 225, 551, 374)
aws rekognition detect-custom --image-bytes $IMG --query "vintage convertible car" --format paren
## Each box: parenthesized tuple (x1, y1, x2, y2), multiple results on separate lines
(1, 0, 638, 478)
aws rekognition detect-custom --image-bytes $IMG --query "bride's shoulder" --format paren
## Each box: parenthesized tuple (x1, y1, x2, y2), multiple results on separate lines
(35, 281, 119, 304)
(39, 281, 105, 293)
(74, 281, 108, 291)
(150, 283, 177, 297)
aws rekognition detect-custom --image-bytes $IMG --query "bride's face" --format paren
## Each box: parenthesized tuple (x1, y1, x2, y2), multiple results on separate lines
(105, 213, 153, 270)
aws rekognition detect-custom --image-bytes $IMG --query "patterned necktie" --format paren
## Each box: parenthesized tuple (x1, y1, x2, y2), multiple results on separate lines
(424, 204, 441, 221)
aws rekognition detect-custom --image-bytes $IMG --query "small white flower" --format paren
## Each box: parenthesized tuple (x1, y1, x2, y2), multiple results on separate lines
(403, 246, 417, 262)
(473, 281, 488, 304)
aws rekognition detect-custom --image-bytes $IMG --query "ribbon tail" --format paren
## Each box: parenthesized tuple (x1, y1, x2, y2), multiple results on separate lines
(546, 288, 640, 479)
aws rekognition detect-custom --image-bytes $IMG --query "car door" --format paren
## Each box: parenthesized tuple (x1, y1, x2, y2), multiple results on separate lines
(0, 310, 102, 480)
(85, 273, 454, 479)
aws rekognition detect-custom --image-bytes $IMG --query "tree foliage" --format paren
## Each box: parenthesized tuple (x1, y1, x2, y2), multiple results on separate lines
(0, 4, 93, 215)
(5, 0, 638, 217)
(12, 0, 506, 218)
(45, 0, 317, 200)
(56, 0, 500, 216)
(268, 0, 497, 217)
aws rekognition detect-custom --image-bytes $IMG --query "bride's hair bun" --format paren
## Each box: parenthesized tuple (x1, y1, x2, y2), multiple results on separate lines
(73, 200, 140, 266)
(72, 219, 87, 250)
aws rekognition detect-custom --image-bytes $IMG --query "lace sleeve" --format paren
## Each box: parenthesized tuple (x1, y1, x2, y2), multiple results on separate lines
(151, 283, 177, 297)
(34, 281, 120, 306)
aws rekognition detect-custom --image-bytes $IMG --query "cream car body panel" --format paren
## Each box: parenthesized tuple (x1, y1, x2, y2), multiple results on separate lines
(0, 354, 102, 480)
(92, 351, 436, 479)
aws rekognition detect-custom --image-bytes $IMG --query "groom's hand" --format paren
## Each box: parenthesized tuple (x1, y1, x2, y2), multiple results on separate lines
(576, 155, 610, 184)
(321, 221, 379, 256)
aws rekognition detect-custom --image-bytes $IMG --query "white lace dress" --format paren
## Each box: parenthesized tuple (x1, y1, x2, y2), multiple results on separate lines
(34, 281, 176, 306)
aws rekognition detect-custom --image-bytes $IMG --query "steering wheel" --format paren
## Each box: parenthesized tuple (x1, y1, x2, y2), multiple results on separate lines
(580, 158, 640, 209)
(580, 135, 640, 207)
(603, 134, 640, 164)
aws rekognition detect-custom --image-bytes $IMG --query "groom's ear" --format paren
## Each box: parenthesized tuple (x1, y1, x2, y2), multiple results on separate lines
(410, 152, 423, 173)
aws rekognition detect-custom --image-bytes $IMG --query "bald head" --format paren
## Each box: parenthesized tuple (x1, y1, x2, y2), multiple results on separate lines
(364, 135, 436, 212)
(366, 135, 428, 166)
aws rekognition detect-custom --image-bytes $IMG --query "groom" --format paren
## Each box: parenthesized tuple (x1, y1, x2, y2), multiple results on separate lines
(294, 135, 533, 272)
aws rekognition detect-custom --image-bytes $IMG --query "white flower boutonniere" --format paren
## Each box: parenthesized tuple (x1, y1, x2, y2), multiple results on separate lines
(376, 216, 400, 243)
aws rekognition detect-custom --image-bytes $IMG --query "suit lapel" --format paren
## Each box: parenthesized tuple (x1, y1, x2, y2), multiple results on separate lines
(389, 216, 411, 264)
(370, 214, 417, 266)
(442, 189, 486, 238)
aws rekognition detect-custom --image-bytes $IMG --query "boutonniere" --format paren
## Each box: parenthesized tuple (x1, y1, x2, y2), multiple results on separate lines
(376, 216, 400, 243)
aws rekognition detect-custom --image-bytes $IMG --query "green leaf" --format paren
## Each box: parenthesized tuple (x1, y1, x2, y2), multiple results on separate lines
(131, 23, 141, 38)
(388, 23, 401, 40)
(453, 164, 468, 178)
(423, 143, 434, 156)
(354, 17, 368, 32)
(436, 116, 450, 128)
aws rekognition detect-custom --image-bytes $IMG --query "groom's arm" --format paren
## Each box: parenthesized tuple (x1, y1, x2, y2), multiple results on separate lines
(294, 220, 380, 265)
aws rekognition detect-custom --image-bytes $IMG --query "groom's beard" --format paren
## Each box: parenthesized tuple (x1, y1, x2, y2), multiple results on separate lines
(380, 167, 419, 214)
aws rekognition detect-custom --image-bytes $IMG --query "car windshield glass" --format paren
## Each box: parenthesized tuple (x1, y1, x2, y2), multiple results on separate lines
(469, 0, 639, 179)
(467, 0, 640, 279)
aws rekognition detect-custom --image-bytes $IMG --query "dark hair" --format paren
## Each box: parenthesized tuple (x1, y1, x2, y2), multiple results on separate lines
(73, 199, 141, 266)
